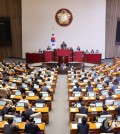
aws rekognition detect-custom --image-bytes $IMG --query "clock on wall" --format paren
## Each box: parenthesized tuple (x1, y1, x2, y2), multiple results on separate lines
(55, 8, 73, 26)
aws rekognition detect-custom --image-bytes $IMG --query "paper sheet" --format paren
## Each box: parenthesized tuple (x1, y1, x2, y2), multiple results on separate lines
(112, 94, 117, 98)
(10, 95, 15, 98)
(90, 97, 94, 99)
(95, 123, 102, 128)
(108, 106, 114, 110)
(71, 108, 76, 112)
(84, 97, 88, 100)
(72, 124, 77, 129)
(91, 108, 96, 111)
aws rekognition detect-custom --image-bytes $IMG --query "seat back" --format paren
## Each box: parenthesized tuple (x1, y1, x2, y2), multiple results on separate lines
(75, 113, 87, 122)
(100, 114, 112, 120)
(0, 88, 8, 98)
(30, 112, 42, 118)
(4, 114, 16, 120)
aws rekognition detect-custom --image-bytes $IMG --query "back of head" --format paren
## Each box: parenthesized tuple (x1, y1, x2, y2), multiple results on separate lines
(8, 117, 13, 124)
(96, 96, 100, 101)
(108, 91, 112, 96)
(103, 105, 107, 111)
(29, 117, 34, 122)
(22, 94, 26, 99)
(82, 116, 87, 124)
(39, 93, 42, 99)
(79, 96, 83, 102)
(81, 101, 85, 106)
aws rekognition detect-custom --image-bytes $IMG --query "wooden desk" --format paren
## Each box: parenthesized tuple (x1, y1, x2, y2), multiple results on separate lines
(69, 106, 117, 121)
(0, 121, 45, 133)
(70, 122, 120, 134)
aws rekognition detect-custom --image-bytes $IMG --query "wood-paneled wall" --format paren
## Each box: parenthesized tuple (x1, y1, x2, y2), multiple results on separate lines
(106, 0, 120, 58)
(0, 0, 22, 58)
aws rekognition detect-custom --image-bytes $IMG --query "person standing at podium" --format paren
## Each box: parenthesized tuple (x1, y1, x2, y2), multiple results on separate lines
(61, 41, 67, 49)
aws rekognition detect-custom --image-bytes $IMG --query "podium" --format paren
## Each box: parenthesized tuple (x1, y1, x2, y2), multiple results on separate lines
(73, 51, 83, 62)
(58, 56, 68, 64)
(43, 51, 54, 62)
(26, 53, 43, 63)
(55, 49, 72, 62)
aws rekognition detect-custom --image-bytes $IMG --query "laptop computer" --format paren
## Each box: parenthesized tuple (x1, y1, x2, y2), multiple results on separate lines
(83, 79, 88, 83)
(37, 79, 42, 82)
(96, 102, 103, 107)
(34, 118, 42, 124)
(0, 100, 6, 106)
(104, 77, 109, 81)
(74, 92, 81, 97)
(17, 102, 24, 107)
(76, 103, 81, 108)
(35, 103, 45, 108)
(97, 84, 103, 89)
(73, 80, 77, 83)
(15, 91, 21, 96)
(0, 116, 3, 122)
(28, 92, 35, 97)
(109, 82, 113, 87)
(13, 117, 22, 123)
(115, 89, 120, 95)
(78, 118, 82, 123)
(101, 91, 109, 96)
(98, 117, 106, 123)
(117, 116, 120, 122)
(34, 84, 39, 89)
(87, 92, 95, 97)
(27, 78, 32, 82)
(22, 83, 27, 88)
(42, 93, 48, 97)
(17, 77, 22, 81)
(114, 101, 120, 106)
(11, 83, 16, 87)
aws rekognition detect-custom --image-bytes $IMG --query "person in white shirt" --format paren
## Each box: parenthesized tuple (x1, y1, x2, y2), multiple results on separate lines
(19, 94, 29, 105)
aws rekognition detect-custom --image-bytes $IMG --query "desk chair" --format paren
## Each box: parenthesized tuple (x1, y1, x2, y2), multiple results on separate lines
(75, 113, 87, 122)
(0, 88, 8, 98)
(100, 114, 112, 120)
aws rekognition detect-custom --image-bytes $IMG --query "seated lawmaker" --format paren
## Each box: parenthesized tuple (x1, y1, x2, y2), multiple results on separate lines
(100, 105, 110, 116)
(104, 91, 114, 104)
(79, 102, 88, 114)
(77, 116, 89, 134)
(73, 83, 82, 92)
(35, 93, 46, 104)
(61, 41, 67, 49)
(3, 117, 19, 134)
(86, 82, 93, 92)
(25, 117, 40, 134)
(76, 46, 80, 51)
(47, 46, 51, 50)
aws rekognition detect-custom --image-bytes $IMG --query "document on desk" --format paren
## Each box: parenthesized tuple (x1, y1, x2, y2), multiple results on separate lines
(69, 97, 74, 100)
(112, 94, 117, 98)
(10, 95, 15, 98)
(95, 123, 102, 128)
(91, 108, 96, 111)
(72, 124, 77, 129)
(108, 106, 114, 110)
(100, 96, 103, 99)
(44, 97, 49, 100)
(82, 88, 86, 91)
(71, 108, 76, 112)
(32, 108, 35, 111)
(90, 97, 94, 99)
(84, 97, 88, 100)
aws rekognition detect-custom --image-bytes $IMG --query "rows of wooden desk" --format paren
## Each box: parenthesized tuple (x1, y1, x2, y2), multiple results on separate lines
(68, 67, 120, 134)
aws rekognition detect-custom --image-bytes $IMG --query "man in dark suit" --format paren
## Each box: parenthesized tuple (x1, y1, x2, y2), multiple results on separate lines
(0, 102, 11, 116)
(115, 104, 120, 115)
(35, 93, 46, 104)
(61, 41, 67, 49)
(25, 117, 40, 134)
(104, 91, 114, 104)
(41, 83, 50, 93)
(73, 83, 82, 92)
(3, 117, 19, 134)
(82, 73, 88, 82)
(77, 116, 89, 134)
(86, 82, 93, 92)
(110, 81, 118, 92)
(22, 105, 34, 121)
(79, 102, 88, 114)
(100, 105, 110, 116)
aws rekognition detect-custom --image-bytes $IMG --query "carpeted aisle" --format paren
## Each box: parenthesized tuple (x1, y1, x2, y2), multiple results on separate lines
(46, 75, 69, 134)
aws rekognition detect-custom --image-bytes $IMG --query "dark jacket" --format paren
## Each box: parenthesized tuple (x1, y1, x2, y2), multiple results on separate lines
(73, 87, 82, 92)
(22, 108, 34, 121)
(115, 106, 120, 115)
(0, 106, 10, 117)
(77, 123, 89, 134)
(41, 86, 50, 93)
(25, 122, 40, 134)
(3, 124, 19, 134)
(35, 99, 46, 104)
(100, 110, 110, 116)
(79, 106, 88, 114)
